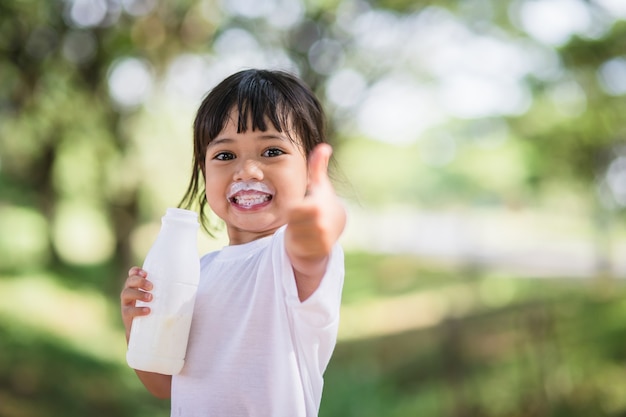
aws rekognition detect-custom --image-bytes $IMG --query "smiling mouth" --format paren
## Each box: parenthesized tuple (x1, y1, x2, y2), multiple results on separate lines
(229, 191, 273, 209)
(227, 181, 274, 209)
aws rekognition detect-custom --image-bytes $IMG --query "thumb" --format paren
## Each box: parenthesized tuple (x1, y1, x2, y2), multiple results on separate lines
(307, 143, 332, 192)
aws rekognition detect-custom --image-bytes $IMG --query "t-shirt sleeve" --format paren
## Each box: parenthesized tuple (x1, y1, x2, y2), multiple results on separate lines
(271, 226, 345, 329)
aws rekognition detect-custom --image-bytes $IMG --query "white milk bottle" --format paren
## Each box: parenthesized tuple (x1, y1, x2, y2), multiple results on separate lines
(126, 208, 200, 375)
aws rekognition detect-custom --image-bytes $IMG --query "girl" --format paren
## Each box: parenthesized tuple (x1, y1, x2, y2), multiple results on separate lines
(120, 69, 346, 416)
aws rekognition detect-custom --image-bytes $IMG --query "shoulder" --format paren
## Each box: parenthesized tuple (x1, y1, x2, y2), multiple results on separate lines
(200, 251, 220, 269)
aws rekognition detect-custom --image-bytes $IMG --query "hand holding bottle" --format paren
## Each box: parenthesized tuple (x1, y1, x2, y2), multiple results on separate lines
(121, 266, 153, 342)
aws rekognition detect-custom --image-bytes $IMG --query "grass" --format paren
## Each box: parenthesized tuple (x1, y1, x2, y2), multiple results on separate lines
(2, 252, 626, 416)
(322, 256, 626, 417)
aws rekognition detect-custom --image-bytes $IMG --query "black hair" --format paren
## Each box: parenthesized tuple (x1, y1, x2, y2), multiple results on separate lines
(178, 69, 328, 234)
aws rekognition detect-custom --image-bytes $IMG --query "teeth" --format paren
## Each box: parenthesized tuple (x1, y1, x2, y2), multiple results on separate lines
(233, 194, 271, 207)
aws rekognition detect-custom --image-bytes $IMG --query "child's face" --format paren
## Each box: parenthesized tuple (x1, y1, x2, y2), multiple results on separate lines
(204, 109, 309, 245)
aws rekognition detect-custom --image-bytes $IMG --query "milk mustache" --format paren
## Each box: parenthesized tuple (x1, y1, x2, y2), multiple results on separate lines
(126, 208, 200, 375)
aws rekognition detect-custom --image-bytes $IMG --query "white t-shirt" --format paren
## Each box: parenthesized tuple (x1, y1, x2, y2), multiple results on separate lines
(170, 226, 344, 417)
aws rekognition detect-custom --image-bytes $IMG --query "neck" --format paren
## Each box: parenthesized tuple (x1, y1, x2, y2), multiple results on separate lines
(227, 226, 279, 246)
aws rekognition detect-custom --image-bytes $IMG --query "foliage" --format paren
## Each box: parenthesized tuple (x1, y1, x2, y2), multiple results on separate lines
(2, 0, 626, 279)
(0, 324, 168, 417)
(323, 286, 626, 417)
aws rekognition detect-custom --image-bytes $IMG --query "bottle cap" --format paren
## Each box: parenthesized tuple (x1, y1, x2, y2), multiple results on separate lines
(163, 208, 199, 225)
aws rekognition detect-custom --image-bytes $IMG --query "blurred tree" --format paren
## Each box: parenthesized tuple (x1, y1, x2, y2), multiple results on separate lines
(512, 21, 626, 191)
(1, 0, 626, 283)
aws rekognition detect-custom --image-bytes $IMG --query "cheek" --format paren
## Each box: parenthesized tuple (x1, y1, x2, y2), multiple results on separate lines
(203, 171, 226, 204)
(204, 177, 222, 196)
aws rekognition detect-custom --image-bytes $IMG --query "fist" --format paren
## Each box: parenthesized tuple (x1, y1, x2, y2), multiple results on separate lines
(286, 144, 346, 260)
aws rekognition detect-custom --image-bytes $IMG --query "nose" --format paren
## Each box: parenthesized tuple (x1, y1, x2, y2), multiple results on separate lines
(234, 158, 264, 181)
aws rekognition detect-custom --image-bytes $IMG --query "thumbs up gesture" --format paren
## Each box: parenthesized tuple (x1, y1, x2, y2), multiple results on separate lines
(286, 144, 346, 299)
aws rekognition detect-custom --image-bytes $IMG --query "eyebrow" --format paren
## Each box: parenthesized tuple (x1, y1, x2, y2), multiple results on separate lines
(207, 138, 234, 148)
(208, 134, 288, 148)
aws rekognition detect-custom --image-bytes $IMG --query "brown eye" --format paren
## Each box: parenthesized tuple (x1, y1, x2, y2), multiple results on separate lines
(214, 152, 235, 161)
(263, 148, 284, 157)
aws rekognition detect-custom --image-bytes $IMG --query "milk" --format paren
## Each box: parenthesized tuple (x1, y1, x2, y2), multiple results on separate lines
(126, 208, 200, 375)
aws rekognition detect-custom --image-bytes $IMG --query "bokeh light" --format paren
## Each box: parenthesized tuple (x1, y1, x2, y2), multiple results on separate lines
(52, 202, 116, 265)
(107, 57, 154, 109)
(0, 206, 49, 270)
(597, 57, 626, 96)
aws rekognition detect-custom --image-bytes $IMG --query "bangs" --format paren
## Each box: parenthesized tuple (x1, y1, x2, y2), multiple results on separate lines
(196, 71, 296, 146)
(235, 76, 292, 135)
(193, 68, 325, 163)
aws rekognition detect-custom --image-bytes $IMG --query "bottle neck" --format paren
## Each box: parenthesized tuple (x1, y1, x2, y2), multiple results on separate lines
(161, 208, 198, 228)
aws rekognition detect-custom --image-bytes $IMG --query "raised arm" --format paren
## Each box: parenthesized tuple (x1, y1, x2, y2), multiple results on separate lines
(285, 144, 346, 302)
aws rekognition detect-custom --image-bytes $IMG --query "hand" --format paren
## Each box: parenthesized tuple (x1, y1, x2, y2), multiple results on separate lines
(120, 266, 153, 342)
(286, 143, 346, 264)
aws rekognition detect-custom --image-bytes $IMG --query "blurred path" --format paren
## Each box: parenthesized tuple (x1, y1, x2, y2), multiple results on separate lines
(341, 205, 626, 279)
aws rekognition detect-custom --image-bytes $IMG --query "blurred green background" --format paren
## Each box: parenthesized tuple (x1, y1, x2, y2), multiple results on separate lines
(3, 0, 626, 416)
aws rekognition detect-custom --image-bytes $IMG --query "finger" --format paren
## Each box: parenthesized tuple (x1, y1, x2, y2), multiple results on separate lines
(123, 276, 153, 293)
(128, 266, 147, 278)
(122, 305, 151, 318)
(308, 143, 332, 191)
(121, 287, 153, 306)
